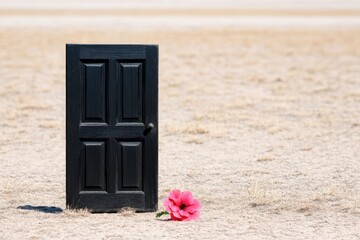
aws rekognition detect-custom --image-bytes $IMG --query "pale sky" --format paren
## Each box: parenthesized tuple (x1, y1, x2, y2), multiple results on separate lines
(0, 0, 359, 28)
(0, 0, 359, 10)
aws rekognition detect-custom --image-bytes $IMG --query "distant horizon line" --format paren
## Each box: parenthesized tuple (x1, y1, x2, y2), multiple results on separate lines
(0, 0, 360, 11)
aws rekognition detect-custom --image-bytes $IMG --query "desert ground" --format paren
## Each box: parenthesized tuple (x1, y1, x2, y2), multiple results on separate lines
(0, 1, 360, 239)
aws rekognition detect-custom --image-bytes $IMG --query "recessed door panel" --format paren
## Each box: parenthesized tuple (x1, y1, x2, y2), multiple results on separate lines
(122, 63, 142, 119)
(80, 61, 107, 123)
(118, 141, 143, 191)
(81, 141, 106, 191)
(117, 61, 144, 123)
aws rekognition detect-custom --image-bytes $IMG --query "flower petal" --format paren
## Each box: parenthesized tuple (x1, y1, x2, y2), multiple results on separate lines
(189, 199, 202, 210)
(169, 189, 182, 206)
(169, 202, 180, 212)
(185, 206, 197, 213)
(164, 198, 172, 212)
(180, 191, 194, 206)
(179, 210, 190, 218)
(186, 211, 200, 221)
(172, 211, 182, 219)
(169, 189, 181, 197)
(170, 212, 181, 221)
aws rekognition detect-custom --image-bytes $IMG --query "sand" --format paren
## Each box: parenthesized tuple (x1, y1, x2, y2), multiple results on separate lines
(0, 3, 360, 240)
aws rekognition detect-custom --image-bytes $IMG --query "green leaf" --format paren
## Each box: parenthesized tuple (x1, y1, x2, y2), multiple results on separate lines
(156, 211, 169, 218)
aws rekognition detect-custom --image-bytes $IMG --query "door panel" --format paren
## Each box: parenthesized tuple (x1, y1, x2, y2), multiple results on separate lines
(118, 141, 143, 190)
(117, 60, 144, 123)
(81, 61, 107, 123)
(81, 141, 106, 191)
(121, 63, 142, 120)
(66, 44, 158, 212)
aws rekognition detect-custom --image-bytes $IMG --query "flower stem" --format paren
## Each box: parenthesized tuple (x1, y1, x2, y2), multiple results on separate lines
(156, 211, 169, 218)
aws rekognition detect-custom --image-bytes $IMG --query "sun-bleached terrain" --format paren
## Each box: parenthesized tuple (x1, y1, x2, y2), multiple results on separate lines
(0, 0, 359, 239)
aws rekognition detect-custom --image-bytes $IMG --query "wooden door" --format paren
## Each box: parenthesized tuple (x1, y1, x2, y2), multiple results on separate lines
(66, 44, 158, 212)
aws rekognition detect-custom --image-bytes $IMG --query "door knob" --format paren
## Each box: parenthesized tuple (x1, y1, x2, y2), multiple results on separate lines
(144, 122, 154, 135)
(146, 122, 154, 130)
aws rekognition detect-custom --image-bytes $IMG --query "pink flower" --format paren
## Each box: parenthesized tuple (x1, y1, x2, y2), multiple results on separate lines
(164, 189, 202, 221)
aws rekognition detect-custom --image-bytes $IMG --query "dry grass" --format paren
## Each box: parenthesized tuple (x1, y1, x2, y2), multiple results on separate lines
(257, 155, 276, 162)
(166, 123, 210, 135)
(38, 121, 62, 129)
(62, 208, 91, 217)
(117, 207, 136, 216)
(18, 101, 51, 111)
(247, 181, 278, 207)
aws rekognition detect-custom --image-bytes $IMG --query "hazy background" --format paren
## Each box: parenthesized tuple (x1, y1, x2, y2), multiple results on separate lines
(0, 0, 359, 239)
(0, 0, 360, 28)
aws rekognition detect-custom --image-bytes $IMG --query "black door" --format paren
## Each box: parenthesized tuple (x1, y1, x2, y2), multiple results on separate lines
(66, 44, 158, 212)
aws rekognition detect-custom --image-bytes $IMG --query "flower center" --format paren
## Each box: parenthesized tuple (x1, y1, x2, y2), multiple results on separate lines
(180, 203, 187, 210)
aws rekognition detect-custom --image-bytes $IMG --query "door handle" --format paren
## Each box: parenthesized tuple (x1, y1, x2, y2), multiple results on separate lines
(144, 122, 154, 135)
(146, 122, 155, 130)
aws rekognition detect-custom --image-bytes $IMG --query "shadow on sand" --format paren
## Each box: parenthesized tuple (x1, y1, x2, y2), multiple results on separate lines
(17, 205, 63, 214)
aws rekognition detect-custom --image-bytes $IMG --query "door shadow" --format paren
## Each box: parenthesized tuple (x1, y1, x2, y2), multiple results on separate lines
(17, 205, 63, 214)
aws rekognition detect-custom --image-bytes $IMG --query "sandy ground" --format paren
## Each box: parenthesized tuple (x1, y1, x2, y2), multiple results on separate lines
(0, 3, 360, 240)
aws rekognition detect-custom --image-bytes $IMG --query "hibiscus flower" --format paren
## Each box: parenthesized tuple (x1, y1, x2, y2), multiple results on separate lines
(163, 189, 202, 221)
